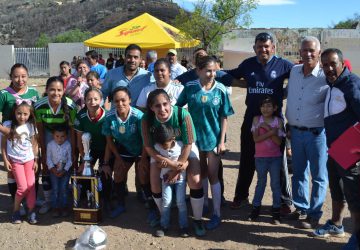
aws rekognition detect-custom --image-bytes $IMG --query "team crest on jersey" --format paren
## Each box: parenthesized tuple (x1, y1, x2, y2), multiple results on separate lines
(201, 95, 208, 103)
(74, 119, 80, 126)
(119, 125, 125, 134)
(251, 72, 255, 76)
(270, 70, 277, 79)
(130, 124, 136, 133)
(212, 96, 220, 106)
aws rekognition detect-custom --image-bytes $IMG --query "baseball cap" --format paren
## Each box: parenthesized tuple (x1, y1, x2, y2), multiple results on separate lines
(167, 49, 177, 56)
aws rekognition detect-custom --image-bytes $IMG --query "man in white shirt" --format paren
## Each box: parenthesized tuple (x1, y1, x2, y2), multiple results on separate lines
(167, 49, 187, 80)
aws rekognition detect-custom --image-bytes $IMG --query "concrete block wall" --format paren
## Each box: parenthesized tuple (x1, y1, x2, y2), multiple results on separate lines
(0, 45, 15, 78)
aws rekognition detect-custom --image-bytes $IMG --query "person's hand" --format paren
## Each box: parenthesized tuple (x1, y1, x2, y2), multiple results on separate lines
(260, 122, 271, 130)
(50, 167, 59, 177)
(57, 170, 65, 177)
(102, 164, 112, 179)
(176, 161, 188, 171)
(270, 127, 278, 136)
(160, 160, 168, 168)
(286, 148, 292, 157)
(166, 170, 180, 184)
(33, 161, 38, 172)
(217, 143, 226, 155)
(4, 160, 12, 171)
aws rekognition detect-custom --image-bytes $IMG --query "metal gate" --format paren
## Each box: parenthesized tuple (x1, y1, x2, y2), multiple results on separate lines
(15, 48, 49, 77)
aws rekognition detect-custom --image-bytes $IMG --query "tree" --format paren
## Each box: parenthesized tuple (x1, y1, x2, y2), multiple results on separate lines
(35, 29, 93, 47)
(333, 13, 360, 29)
(174, 0, 257, 53)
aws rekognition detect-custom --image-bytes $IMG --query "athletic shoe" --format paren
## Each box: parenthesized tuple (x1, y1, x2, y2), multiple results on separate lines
(313, 220, 345, 238)
(193, 219, 206, 237)
(179, 227, 190, 238)
(28, 211, 38, 225)
(110, 205, 126, 218)
(342, 233, 359, 250)
(155, 227, 167, 237)
(11, 211, 22, 224)
(206, 214, 221, 230)
(272, 207, 281, 225)
(19, 204, 26, 216)
(248, 206, 260, 221)
(280, 204, 295, 216)
(39, 202, 51, 215)
(230, 198, 249, 209)
(287, 209, 307, 220)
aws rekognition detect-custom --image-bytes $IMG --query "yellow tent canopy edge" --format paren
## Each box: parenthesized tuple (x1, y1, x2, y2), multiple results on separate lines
(84, 12, 200, 49)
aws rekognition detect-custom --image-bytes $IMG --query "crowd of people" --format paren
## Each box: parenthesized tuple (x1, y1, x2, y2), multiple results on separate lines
(0, 32, 359, 249)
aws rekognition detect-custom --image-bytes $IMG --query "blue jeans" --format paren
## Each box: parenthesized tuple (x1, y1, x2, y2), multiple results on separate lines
(50, 171, 71, 208)
(253, 157, 282, 208)
(161, 179, 188, 229)
(290, 127, 328, 220)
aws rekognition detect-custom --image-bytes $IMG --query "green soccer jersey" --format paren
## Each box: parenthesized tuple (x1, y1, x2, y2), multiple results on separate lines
(0, 86, 40, 122)
(74, 107, 107, 152)
(102, 107, 143, 157)
(142, 105, 196, 147)
(34, 96, 77, 131)
(177, 80, 234, 151)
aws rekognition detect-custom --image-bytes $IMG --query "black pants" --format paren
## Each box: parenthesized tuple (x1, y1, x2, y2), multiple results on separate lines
(233, 116, 293, 205)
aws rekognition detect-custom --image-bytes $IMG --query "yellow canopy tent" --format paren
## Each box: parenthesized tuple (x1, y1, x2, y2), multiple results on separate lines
(84, 13, 200, 53)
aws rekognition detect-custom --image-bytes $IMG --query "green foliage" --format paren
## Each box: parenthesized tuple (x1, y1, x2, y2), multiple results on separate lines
(35, 33, 51, 47)
(35, 29, 93, 47)
(175, 0, 257, 54)
(333, 13, 360, 29)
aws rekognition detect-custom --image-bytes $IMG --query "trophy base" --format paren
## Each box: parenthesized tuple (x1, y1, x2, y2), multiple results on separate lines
(73, 207, 102, 224)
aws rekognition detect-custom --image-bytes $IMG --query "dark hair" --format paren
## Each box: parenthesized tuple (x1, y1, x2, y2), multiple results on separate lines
(76, 59, 88, 69)
(9, 63, 28, 79)
(59, 61, 71, 74)
(84, 86, 103, 101)
(146, 89, 171, 127)
(109, 86, 131, 102)
(255, 32, 274, 43)
(321, 48, 344, 63)
(193, 48, 207, 55)
(45, 76, 70, 126)
(8, 101, 37, 144)
(125, 44, 142, 56)
(153, 124, 175, 145)
(196, 55, 217, 69)
(259, 96, 277, 109)
(85, 50, 98, 60)
(154, 58, 171, 71)
(51, 125, 68, 135)
(86, 71, 100, 80)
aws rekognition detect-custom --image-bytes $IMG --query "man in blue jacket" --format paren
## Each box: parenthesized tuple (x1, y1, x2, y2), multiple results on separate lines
(313, 48, 360, 250)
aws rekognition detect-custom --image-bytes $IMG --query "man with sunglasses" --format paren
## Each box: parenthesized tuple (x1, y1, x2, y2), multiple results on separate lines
(227, 32, 294, 214)
(285, 36, 329, 229)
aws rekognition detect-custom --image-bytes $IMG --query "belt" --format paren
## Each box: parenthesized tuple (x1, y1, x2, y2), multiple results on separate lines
(291, 125, 321, 135)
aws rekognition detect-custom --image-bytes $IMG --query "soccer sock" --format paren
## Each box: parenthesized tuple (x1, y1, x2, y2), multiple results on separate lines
(114, 182, 126, 206)
(152, 192, 162, 213)
(190, 188, 204, 221)
(202, 178, 209, 207)
(211, 182, 221, 217)
(7, 178, 17, 200)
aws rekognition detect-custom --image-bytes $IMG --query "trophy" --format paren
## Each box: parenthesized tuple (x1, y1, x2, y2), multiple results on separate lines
(82, 133, 93, 176)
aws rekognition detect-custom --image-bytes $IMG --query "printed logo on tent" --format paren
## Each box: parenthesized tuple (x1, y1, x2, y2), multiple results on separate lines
(118, 25, 147, 36)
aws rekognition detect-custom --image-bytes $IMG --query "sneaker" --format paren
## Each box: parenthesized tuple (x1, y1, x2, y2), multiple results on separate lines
(11, 211, 22, 224)
(248, 206, 261, 221)
(280, 204, 295, 216)
(299, 217, 319, 229)
(313, 220, 345, 238)
(206, 214, 221, 230)
(110, 205, 126, 218)
(155, 227, 167, 237)
(272, 207, 281, 225)
(39, 202, 51, 215)
(230, 198, 249, 209)
(28, 211, 37, 224)
(52, 208, 61, 218)
(147, 209, 160, 228)
(193, 219, 206, 237)
(342, 233, 359, 250)
(19, 204, 27, 216)
(35, 199, 45, 207)
(287, 209, 307, 220)
(179, 227, 190, 238)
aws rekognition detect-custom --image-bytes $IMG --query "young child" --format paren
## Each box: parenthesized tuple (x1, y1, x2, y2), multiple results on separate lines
(46, 126, 72, 217)
(86, 71, 102, 89)
(248, 96, 285, 224)
(152, 124, 189, 238)
(1, 101, 38, 224)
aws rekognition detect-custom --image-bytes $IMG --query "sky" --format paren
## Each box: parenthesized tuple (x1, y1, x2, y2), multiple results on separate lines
(173, 0, 360, 28)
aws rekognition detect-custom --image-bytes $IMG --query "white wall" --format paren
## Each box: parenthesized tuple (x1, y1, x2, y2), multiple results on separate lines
(0, 45, 15, 78)
(48, 43, 88, 76)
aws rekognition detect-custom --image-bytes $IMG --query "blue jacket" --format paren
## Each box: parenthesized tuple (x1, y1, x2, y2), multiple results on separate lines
(324, 68, 360, 147)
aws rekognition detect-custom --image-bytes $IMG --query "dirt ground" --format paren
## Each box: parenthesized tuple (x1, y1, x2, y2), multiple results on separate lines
(0, 78, 352, 249)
